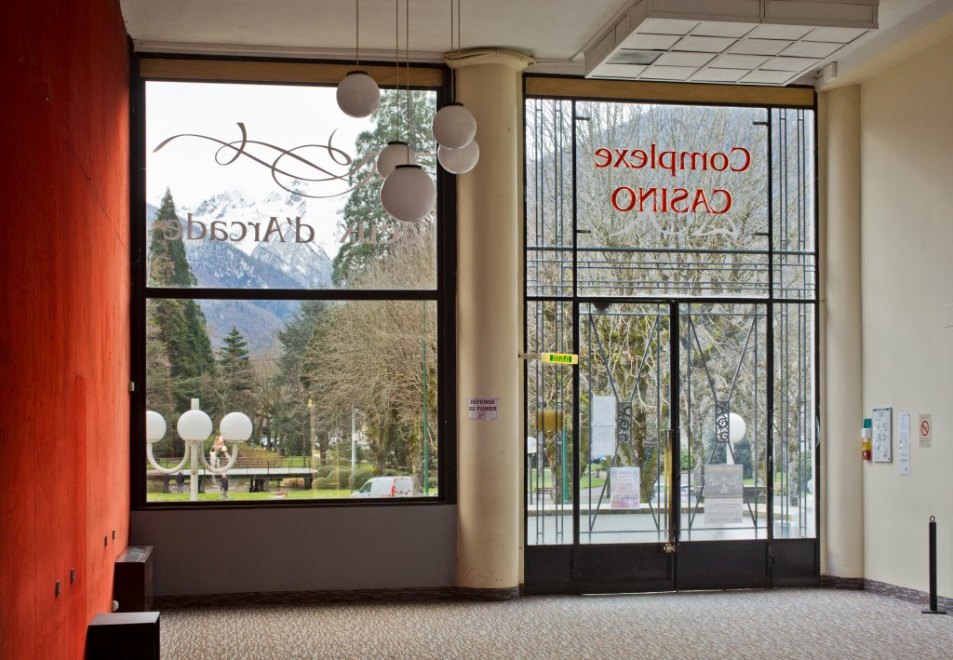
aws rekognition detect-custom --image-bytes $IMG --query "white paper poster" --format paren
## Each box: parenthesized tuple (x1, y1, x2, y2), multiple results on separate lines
(467, 397, 498, 420)
(872, 407, 892, 463)
(703, 464, 744, 524)
(591, 395, 617, 458)
(898, 411, 911, 475)
(609, 466, 640, 510)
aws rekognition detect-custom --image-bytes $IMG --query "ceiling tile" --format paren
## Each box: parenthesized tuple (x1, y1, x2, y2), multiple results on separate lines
(749, 24, 813, 40)
(781, 41, 843, 58)
(639, 18, 698, 35)
(609, 49, 662, 65)
(620, 32, 681, 50)
(590, 63, 648, 79)
(710, 53, 768, 69)
(692, 68, 748, 83)
(760, 56, 820, 72)
(729, 38, 791, 56)
(742, 69, 796, 85)
(656, 51, 715, 67)
(671, 35, 735, 53)
(692, 21, 757, 38)
(642, 65, 697, 81)
(804, 27, 868, 44)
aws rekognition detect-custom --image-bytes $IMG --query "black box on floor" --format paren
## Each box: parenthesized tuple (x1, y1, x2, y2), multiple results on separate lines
(114, 545, 154, 611)
(86, 611, 160, 660)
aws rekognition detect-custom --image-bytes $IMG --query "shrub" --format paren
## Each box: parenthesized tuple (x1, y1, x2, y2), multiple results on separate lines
(328, 469, 351, 488)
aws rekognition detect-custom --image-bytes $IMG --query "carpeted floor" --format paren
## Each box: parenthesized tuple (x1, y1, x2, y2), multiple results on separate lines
(160, 588, 953, 659)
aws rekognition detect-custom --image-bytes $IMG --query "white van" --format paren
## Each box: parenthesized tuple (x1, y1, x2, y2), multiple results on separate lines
(351, 476, 416, 498)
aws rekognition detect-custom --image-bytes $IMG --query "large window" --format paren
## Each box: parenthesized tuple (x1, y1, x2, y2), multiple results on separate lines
(133, 62, 452, 504)
(525, 94, 817, 546)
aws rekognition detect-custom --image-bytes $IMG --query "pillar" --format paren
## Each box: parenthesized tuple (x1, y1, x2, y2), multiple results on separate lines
(819, 85, 864, 581)
(449, 48, 533, 593)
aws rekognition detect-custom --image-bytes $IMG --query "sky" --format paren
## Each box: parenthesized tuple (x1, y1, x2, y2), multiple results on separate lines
(146, 81, 377, 256)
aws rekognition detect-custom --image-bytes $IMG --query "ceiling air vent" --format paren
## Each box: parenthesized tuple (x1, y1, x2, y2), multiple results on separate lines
(584, 0, 878, 85)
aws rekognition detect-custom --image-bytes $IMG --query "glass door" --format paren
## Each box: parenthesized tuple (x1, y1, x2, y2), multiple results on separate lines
(524, 95, 818, 594)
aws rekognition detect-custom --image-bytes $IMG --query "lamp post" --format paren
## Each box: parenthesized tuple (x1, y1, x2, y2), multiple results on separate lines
(145, 399, 252, 502)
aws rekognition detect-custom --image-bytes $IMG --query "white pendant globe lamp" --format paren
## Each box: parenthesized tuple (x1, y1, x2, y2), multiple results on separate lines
(433, 102, 477, 149)
(336, 1, 380, 118)
(337, 71, 380, 118)
(377, 140, 417, 178)
(433, 0, 479, 172)
(381, 164, 436, 222)
(437, 139, 479, 174)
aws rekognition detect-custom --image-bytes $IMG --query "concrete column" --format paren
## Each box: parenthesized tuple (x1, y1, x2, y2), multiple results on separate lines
(448, 48, 533, 592)
(819, 86, 864, 580)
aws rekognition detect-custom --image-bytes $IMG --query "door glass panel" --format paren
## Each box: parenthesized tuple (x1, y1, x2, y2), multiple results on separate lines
(680, 303, 768, 540)
(580, 302, 671, 544)
(774, 302, 816, 538)
(526, 300, 574, 545)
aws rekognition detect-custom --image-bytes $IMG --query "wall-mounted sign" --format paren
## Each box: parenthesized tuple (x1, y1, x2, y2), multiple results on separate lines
(898, 411, 911, 476)
(872, 407, 892, 463)
(468, 397, 499, 421)
(540, 352, 578, 365)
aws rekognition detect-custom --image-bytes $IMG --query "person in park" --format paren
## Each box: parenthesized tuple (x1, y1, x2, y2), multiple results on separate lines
(210, 435, 231, 499)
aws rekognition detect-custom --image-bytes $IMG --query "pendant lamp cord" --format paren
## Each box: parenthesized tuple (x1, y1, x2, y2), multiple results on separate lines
(406, 0, 413, 155)
(355, 0, 360, 66)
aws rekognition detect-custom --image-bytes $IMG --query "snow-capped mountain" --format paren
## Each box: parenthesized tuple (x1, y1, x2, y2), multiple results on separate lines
(146, 188, 336, 355)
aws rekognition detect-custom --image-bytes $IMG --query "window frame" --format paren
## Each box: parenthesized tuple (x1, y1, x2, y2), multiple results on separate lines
(521, 77, 820, 549)
(130, 55, 457, 510)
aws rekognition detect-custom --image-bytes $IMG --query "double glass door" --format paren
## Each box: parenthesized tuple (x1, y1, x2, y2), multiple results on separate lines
(527, 301, 780, 592)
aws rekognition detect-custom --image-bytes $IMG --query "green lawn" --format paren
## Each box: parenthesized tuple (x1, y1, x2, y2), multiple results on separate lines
(147, 489, 353, 502)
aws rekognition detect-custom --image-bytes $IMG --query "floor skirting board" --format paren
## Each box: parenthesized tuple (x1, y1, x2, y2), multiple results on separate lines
(155, 580, 947, 610)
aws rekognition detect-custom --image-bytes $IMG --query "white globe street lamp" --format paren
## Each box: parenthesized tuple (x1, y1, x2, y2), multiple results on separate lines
(145, 399, 253, 502)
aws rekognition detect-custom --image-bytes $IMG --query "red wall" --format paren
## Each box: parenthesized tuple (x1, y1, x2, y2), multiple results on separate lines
(0, 1, 130, 657)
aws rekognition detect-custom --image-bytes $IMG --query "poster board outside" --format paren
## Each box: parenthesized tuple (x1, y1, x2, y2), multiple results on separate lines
(609, 466, 640, 510)
(591, 395, 616, 458)
(703, 464, 744, 524)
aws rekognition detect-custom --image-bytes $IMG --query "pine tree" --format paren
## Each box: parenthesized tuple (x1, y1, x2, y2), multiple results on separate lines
(332, 89, 436, 286)
(215, 327, 255, 415)
(145, 188, 217, 454)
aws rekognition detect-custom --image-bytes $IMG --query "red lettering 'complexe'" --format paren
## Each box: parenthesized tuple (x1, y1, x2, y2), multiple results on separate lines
(594, 145, 751, 176)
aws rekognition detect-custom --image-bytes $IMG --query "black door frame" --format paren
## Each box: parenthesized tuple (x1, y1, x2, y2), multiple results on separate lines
(525, 298, 818, 594)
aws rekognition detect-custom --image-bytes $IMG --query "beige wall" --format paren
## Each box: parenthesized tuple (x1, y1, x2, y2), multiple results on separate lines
(858, 33, 953, 596)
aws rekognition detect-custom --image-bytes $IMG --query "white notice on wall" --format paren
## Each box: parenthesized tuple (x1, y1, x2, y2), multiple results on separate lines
(468, 397, 499, 420)
(898, 411, 911, 476)
(872, 407, 892, 463)
(919, 414, 932, 448)
(591, 395, 617, 458)
(609, 466, 640, 510)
